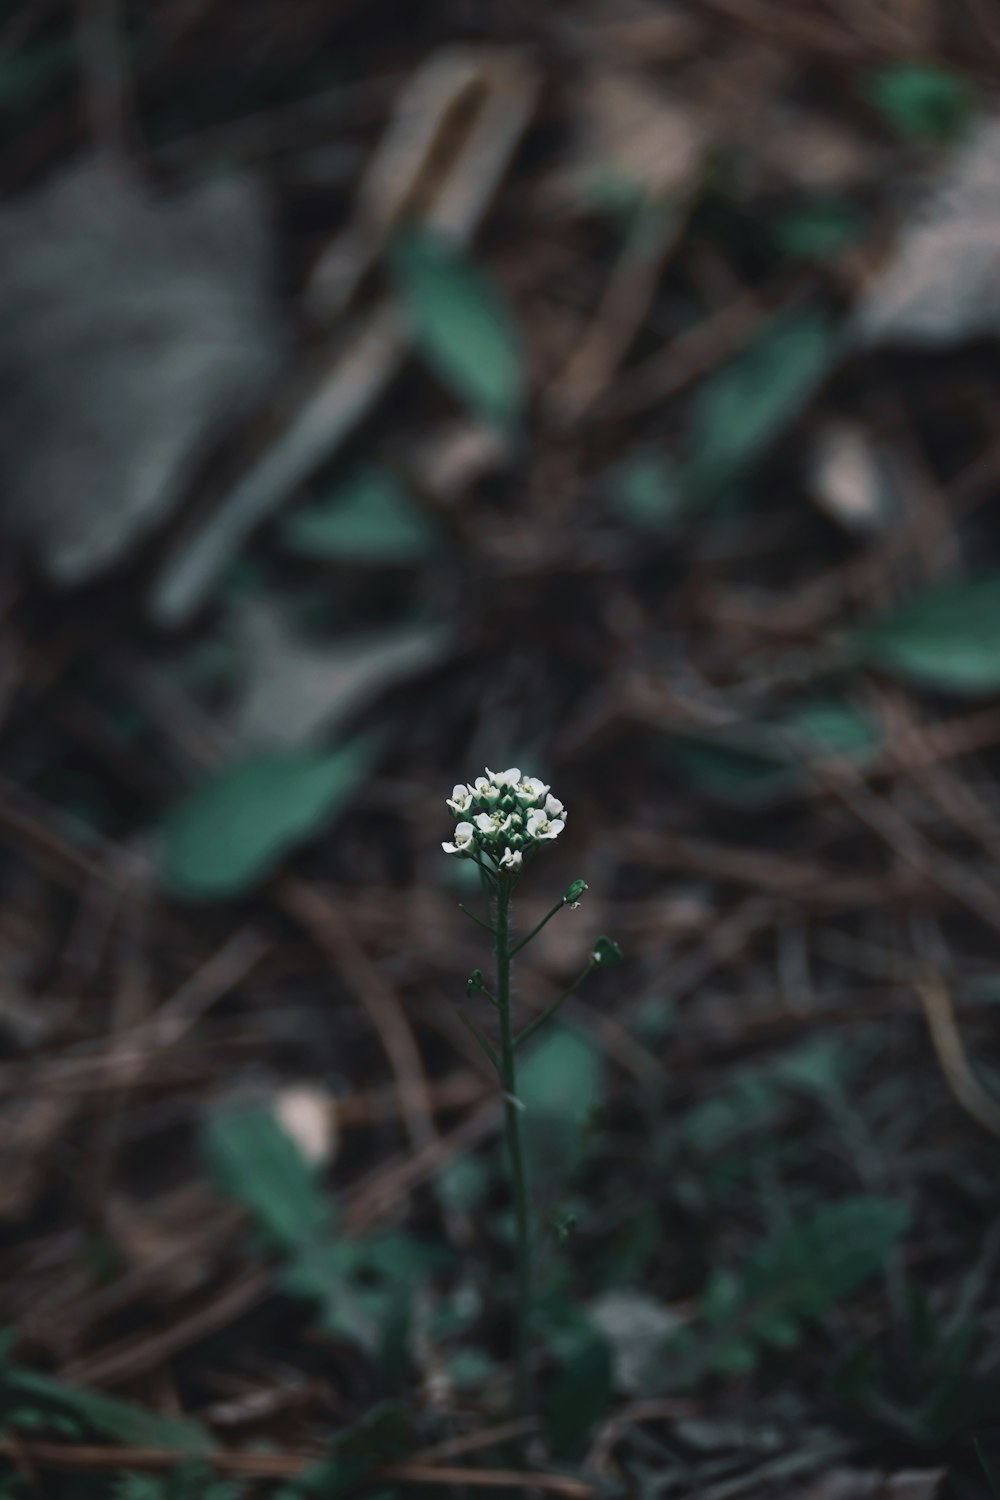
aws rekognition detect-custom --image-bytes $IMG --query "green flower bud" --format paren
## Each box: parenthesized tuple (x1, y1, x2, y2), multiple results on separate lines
(466, 968, 486, 998)
(564, 879, 588, 906)
(591, 936, 623, 967)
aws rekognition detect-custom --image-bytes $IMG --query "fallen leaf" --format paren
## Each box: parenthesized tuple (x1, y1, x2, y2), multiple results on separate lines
(802, 1468, 944, 1500)
(808, 420, 897, 534)
(230, 598, 449, 751)
(573, 67, 707, 202)
(274, 1086, 339, 1167)
(0, 158, 283, 583)
(587, 1289, 683, 1395)
(854, 114, 1000, 347)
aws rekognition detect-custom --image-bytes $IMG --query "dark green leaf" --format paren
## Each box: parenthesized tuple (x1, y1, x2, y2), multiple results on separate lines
(698, 1197, 909, 1374)
(686, 310, 835, 498)
(520, 1028, 604, 1129)
(520, 1028, 605, 1180)
(390, 227, 524, 425)
(158, 737, 374, 899)
(283, 468, 441, 564)
(607, 452, 683, 532)
(865, 63, 974, 143)
(3, 1368, 212, 1453)
(773, 199, 864, 261)
(279, 1402, 415, 1498)
(544, 1320, 613, 1460)
(204, 1106, 332, 1254)
(854, 574, 1000, 693)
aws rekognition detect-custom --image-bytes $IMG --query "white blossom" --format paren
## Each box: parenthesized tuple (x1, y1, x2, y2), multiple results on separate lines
(474, 810, 513, 836)
(442, 821, 475, 855)
(486, 766, 521, 788)
(544, 794, 564, 818)
(499, 847, 523, 870)
(526, 807, 565, 841)
(447, 784, 473, 814)
(473, 775, 502, 804)
(515, 776, 549, 806)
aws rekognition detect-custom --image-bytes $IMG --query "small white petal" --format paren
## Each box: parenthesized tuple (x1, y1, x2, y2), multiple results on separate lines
(544, 794, 564, 817)
(474, 812, 495, 832)
(547, 818, 565, 838)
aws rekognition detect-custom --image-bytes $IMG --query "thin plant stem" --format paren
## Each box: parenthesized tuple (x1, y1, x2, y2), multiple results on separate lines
(514, 960, 594, 1049)
(458, 903, 496, 935)
(495, 876, 532, 1419)
(509, 895, 565, 956)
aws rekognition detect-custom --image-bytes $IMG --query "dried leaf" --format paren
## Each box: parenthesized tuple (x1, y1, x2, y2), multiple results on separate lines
(854, 115, 1000, 347)
(573, 68, 707, 201)
(808, 421, 897, 534)
(0, 159, 282, 583)
(230, 599, 449, 751)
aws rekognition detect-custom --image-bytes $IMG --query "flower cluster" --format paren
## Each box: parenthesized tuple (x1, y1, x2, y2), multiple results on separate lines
(442, 767, 565, 872)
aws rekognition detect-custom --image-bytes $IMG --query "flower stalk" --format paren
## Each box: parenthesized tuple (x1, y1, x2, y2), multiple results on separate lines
(441, 766, 621, 1424)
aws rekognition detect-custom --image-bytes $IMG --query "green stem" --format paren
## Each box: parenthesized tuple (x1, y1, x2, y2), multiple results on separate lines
(509, 895, 565, 957)
(514, 960, 594, 1049)
(458, 903, 496, 935)
(495, 877, 532, 1419)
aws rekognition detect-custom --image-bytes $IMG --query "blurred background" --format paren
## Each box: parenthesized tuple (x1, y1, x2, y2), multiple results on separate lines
(3, 1, 1000, 1495)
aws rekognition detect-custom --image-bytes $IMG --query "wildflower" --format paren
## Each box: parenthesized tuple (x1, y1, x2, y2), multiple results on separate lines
(526, 807, 565, 841)
(487, 766, 521, 788)
(544, 794, 564, 818)
(473, 776, 502, 805)
(474, 810, 514, 837)
(515, 777, 549, 807)
(500, 847, 523, 870)
(447, 784, 473, 814)
(442, 821, 475, 855)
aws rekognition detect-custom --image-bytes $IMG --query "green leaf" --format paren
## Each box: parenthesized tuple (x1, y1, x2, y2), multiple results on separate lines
(389, 227, 524, 425)
(520, 1027, 604, 1129)
(3, 1368, 212, 1453)
(854, 574, 1000, 693)
(686, 310, 835, 498)
(279, 1402, 415, 1498)
(607, 451, 683, 532)
(519, 1028, 605, 1181)
(283, 468, 442, 564)
(701, 1197, 910, 1373)
(204, 1106, 332, 1254)
(780, 699, 880, 758)
(544, 1319, 613, 1460)
(158, 737, 374, 899)
(865, 63, 974, 143)
(773, 199, 864, 261)
(665, 737, 789, 807)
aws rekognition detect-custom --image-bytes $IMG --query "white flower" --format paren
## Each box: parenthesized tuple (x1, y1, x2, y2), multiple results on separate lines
(474, 810, 512, 836)
(473, 775, 502, 804)
(447, 784, 473, 814)
(544, 794, 565, 818)
(499, 847, 523, 870)
(486, 766, 521, 788)
(442, 821, 476, 855)
(515, 776, 549, 806)
(526, 808, 565, 841)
